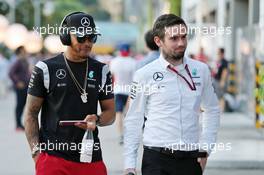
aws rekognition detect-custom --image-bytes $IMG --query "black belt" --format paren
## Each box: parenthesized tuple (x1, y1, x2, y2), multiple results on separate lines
(144, 146, 207, 158)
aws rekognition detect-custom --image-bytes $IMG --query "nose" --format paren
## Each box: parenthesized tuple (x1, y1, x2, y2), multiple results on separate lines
(177, 37, 185, 47)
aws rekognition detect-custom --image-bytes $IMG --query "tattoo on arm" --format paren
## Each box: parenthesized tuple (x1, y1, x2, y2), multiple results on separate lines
(24, 95, 44, 151)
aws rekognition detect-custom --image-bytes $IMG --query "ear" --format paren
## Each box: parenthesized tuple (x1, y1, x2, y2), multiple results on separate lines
(154, 36, 162, 47)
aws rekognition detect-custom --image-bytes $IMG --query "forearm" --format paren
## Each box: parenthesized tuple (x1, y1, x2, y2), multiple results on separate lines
(220, 69, 228, 85)
(25, 115, 39, 151)
(200, 108, 220, 154)
(124, 112, 144, 169)
(24, 94, 43, 152)
(200, 66, 221, 154)
(98, 98, 115, 126)
(9, 64, 19, 84)
(9, 72, 19, 85)
(98, 109, 115, 126)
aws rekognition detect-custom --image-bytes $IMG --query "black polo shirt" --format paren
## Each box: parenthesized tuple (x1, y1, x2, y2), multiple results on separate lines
(28, 53, 113, 162)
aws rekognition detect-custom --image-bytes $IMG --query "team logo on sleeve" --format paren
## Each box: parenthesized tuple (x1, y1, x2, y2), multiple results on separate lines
(153, 72, 164, 81)
(28, 71, 36, 88)
(56, 69, 66, 79)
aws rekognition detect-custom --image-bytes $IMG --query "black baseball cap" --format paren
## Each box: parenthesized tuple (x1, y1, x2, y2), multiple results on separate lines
(64, 12, 101, 37)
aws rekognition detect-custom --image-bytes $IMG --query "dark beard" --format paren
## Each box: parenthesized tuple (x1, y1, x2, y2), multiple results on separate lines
(172, 52, 184, 60)
(163, 50, 185, 61)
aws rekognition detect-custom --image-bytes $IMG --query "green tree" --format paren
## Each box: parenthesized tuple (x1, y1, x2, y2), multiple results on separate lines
(0, 0, 10, 15)
(15, 0, 34, 29)
(168, 0, 181, 16)
(4, 0, 111, 31)
(43, 0, 110, 28)
(43, 0, 87, 27)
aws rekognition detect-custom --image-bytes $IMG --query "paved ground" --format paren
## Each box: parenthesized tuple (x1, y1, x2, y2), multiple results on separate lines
(0, 92, 264, 175)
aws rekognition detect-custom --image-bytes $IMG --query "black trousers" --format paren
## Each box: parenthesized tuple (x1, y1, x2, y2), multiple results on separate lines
(142, 148, 202, 175)
(15, 88, 27, 128)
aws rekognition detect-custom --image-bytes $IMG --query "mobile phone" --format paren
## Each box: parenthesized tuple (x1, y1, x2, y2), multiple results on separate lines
(59, 120, 86, 126)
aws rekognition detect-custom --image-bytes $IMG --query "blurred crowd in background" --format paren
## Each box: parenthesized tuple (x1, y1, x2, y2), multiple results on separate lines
(1, 0, 264, 130)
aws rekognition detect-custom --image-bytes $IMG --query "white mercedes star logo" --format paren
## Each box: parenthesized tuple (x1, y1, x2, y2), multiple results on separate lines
(56, 69, 66, 79)
(153, 72, 164, 81)
(81, 17, 90, 27)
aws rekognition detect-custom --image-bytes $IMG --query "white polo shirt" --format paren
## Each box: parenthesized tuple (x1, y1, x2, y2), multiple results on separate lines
(110, 56, 136, 95)
(124, 54, 220, 169)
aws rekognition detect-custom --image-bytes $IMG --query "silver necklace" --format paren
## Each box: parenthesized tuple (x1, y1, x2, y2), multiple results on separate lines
(63, 54, 89, 103)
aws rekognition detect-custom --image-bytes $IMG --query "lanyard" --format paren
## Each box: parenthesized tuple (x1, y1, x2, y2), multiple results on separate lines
(168, 64, 197, 91)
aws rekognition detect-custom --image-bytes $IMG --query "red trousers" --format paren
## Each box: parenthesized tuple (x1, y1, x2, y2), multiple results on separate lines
(36, 153, 107, 175)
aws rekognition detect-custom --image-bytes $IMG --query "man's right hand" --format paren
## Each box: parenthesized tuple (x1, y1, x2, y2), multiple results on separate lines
(124, 168, 136, 175)
(16, 82, 25, 89)
(74, 114, 97, 131)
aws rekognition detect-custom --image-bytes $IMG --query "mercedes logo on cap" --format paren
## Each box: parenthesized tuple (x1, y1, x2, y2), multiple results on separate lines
(81, 17, 90, 27)
(56, 69, 66, 79)
(153, 72, 164, 81)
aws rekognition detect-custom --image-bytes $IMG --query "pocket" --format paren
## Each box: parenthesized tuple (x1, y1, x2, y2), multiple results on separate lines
(142, 148, 160, 170)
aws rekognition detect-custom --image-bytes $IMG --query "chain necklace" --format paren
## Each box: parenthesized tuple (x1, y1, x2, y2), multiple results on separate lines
(63, 54, 89, 103)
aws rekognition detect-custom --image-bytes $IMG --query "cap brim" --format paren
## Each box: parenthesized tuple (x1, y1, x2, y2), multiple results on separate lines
(72, 30, 101, 37)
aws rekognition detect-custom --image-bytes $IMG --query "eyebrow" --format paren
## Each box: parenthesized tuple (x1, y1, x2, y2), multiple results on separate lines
(169, 34, 187, 38)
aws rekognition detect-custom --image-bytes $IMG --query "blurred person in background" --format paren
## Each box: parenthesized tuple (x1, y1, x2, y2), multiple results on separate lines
(137, 30, 160, 70)
(28, 50, 46, 72)
(189, 53, 195, 59)
(0, 53, 10, 98)
(110, 43, 136, 145)
(9, 46, 30, 131)
(213, 48, 229, 111)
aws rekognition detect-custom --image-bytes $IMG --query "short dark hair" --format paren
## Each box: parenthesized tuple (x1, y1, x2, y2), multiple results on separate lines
(219, 48, 225, 54)
(153, 14, 187, 40)
(144, 30, 159, 51)
(15, 46, 25, 55)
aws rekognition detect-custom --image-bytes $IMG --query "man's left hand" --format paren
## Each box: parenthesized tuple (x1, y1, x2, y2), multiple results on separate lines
(197, 157, 207, 172)
(74, 114, 98, 131)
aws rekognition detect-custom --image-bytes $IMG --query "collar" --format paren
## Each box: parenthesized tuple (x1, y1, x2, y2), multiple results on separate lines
(159, 53, 188, 71)
(148, 50, 160, 57)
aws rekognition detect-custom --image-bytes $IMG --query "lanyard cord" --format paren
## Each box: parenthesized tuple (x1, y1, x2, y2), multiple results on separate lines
(168, 64, 197, 91)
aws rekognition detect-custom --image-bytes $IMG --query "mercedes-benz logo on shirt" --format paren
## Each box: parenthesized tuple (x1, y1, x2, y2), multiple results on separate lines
(56, 69, 66, 79)
(81, 17, 90, 27)
(153, 72, 164, 81)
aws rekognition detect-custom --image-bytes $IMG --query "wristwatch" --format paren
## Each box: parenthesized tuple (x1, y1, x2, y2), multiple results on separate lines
(31, 146, 40, 158)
